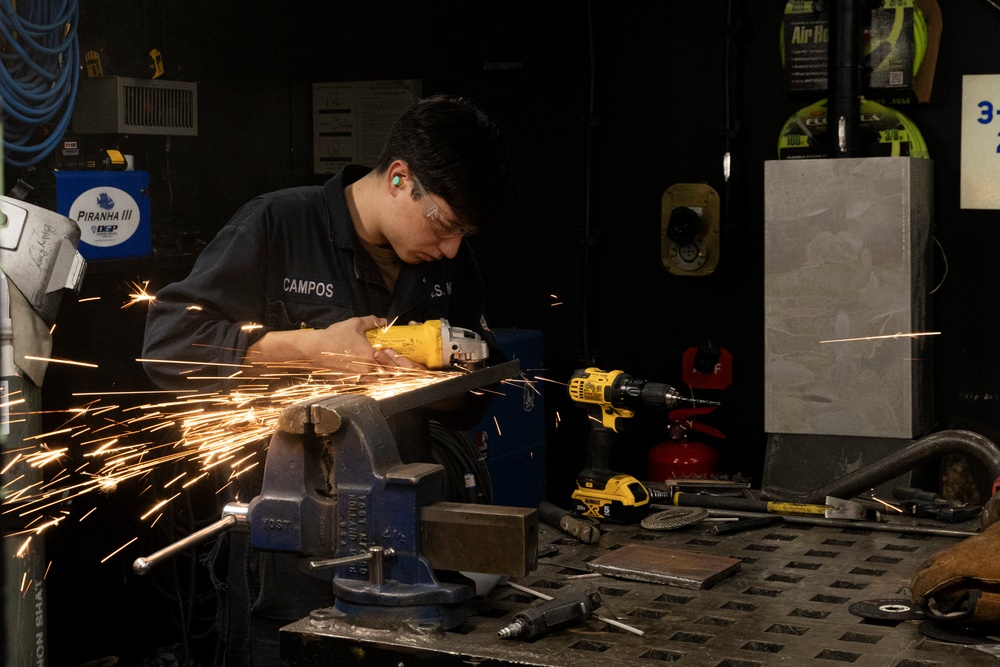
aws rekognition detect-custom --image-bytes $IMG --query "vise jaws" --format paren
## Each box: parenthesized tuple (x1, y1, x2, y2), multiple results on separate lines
(135, 360, 538, 631)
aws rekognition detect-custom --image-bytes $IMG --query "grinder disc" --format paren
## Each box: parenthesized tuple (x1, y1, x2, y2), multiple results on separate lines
(918, 620, 1000, 645)
(640, 507, 709, 531)
(848, 598, 924, 621)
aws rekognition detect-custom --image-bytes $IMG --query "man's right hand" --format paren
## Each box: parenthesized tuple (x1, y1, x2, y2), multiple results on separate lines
(246, 315, 390, 379)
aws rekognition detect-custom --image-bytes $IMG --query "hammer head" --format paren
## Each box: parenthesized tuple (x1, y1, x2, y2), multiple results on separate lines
(824, 496, 868, 520)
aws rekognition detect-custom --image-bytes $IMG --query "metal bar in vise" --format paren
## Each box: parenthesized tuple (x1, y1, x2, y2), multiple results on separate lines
(376, 359, 521, 417)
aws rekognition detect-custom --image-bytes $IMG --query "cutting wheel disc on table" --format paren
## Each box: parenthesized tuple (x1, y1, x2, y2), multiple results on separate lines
(848, 598, 924, 620)
(918, 620, 1000, 645)
(640, 507, 709, 531)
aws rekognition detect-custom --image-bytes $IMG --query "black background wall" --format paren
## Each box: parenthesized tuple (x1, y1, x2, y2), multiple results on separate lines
(9, 1, 1000, 664)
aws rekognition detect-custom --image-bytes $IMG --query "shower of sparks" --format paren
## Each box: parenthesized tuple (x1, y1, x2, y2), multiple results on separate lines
(16, 536, 31, 557)
(819, 331, 941, 344)
(73, 390, 199, 396)
(135, 358, 250, 369)
(2, 353, 530, 563)
(23, 355, 99, 369)
(101, 537, 139, 563)
(122, 281, 156, 309)
(532, 375, 568, 388)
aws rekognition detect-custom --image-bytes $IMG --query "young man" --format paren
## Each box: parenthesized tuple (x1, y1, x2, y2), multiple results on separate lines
(143, 95, 514, 390)
(141, 95, 516, 666)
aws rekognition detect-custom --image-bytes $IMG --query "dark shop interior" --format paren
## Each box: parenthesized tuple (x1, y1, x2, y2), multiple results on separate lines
(5, 1, 1000, 665)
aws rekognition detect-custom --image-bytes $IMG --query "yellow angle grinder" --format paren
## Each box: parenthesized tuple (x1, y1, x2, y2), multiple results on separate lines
(365, 319, 489, 369)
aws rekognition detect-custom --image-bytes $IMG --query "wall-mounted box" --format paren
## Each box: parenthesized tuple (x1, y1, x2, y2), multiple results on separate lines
(72, 76, 198, 136)
(55, 171, 152, 261)
(467, 329, 546, 509)
(764, 157, 933, 439)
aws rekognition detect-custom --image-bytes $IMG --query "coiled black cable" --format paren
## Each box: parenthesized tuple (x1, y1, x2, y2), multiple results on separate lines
(429, 420, 493, 505)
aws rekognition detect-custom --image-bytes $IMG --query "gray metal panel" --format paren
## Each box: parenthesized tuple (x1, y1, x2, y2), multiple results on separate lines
(72, 76, 198, 136)
(762, 432, 914, 500)
(764, 157, 933, 439)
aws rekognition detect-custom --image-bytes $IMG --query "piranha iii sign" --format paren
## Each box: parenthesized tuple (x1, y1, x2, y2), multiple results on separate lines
(70, 186, 141, 247)
(54, 170, 151, 260)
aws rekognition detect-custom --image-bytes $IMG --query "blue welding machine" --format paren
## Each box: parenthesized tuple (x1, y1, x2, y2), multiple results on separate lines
(55, 170, 152, 261)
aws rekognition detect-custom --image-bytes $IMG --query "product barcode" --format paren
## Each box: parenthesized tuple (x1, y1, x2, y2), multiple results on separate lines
(889, 71, 904, 86)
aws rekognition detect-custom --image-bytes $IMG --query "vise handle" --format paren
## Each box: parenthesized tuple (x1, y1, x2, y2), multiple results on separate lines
(308, 546, 395, 586)
(133, 501, 248, 575)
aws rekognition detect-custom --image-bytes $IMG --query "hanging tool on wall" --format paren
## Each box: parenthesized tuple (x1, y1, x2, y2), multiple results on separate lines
(84, 50, 103, 77)
(148, 48, 164, 78)
(567, 368, 719, 523)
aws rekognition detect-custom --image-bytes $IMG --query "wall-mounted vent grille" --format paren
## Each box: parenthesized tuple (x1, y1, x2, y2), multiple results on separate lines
(72, 76, 198, 136)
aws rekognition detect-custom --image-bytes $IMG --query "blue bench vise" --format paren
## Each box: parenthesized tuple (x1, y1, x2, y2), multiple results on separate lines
(135, 360, 538, 631)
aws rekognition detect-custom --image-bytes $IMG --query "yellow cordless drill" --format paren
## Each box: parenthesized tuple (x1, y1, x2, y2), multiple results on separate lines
(568, 367, 716, 523)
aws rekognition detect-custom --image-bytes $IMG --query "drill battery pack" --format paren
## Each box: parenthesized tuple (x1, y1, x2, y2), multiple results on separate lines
(572, 474, 651, 524)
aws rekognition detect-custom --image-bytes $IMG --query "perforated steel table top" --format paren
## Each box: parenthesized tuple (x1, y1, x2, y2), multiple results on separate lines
(282, 517, 998, 666)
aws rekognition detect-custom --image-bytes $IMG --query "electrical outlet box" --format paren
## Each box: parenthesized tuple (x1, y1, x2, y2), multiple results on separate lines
(661, 183, 720, 277)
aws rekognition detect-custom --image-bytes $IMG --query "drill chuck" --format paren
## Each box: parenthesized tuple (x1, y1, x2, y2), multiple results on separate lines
(619, 380, 682, 410)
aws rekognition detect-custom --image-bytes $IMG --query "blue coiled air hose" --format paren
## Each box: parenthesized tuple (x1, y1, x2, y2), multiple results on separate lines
(1, 0, 80, 168)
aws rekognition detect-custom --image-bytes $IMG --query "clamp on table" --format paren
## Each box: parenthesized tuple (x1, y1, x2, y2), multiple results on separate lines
(135, 360, 538, 631)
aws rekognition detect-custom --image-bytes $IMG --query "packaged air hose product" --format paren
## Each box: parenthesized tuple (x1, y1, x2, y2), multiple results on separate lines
(780, 1, 830, 94)
(865, 0, 927, 95)
(777, 97, 929, 160)
(780, 0, 932, 100)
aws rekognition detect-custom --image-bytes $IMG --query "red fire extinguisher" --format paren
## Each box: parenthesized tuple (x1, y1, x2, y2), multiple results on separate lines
(647, 406, 724, 482)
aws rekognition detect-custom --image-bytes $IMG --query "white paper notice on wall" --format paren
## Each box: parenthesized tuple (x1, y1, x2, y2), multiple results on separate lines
(962, 74, 1000, 210)
(312, 80, 421, 176)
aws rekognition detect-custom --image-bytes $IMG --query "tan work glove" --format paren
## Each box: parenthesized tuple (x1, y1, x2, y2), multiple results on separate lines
(910, 521, 1000, 625)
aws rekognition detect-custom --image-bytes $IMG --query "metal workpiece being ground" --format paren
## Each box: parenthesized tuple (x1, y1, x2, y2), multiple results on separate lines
(281, 517, 998, 666)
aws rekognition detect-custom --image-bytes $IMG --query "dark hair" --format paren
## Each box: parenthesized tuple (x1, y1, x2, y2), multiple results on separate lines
(375, 95, 516, 232)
